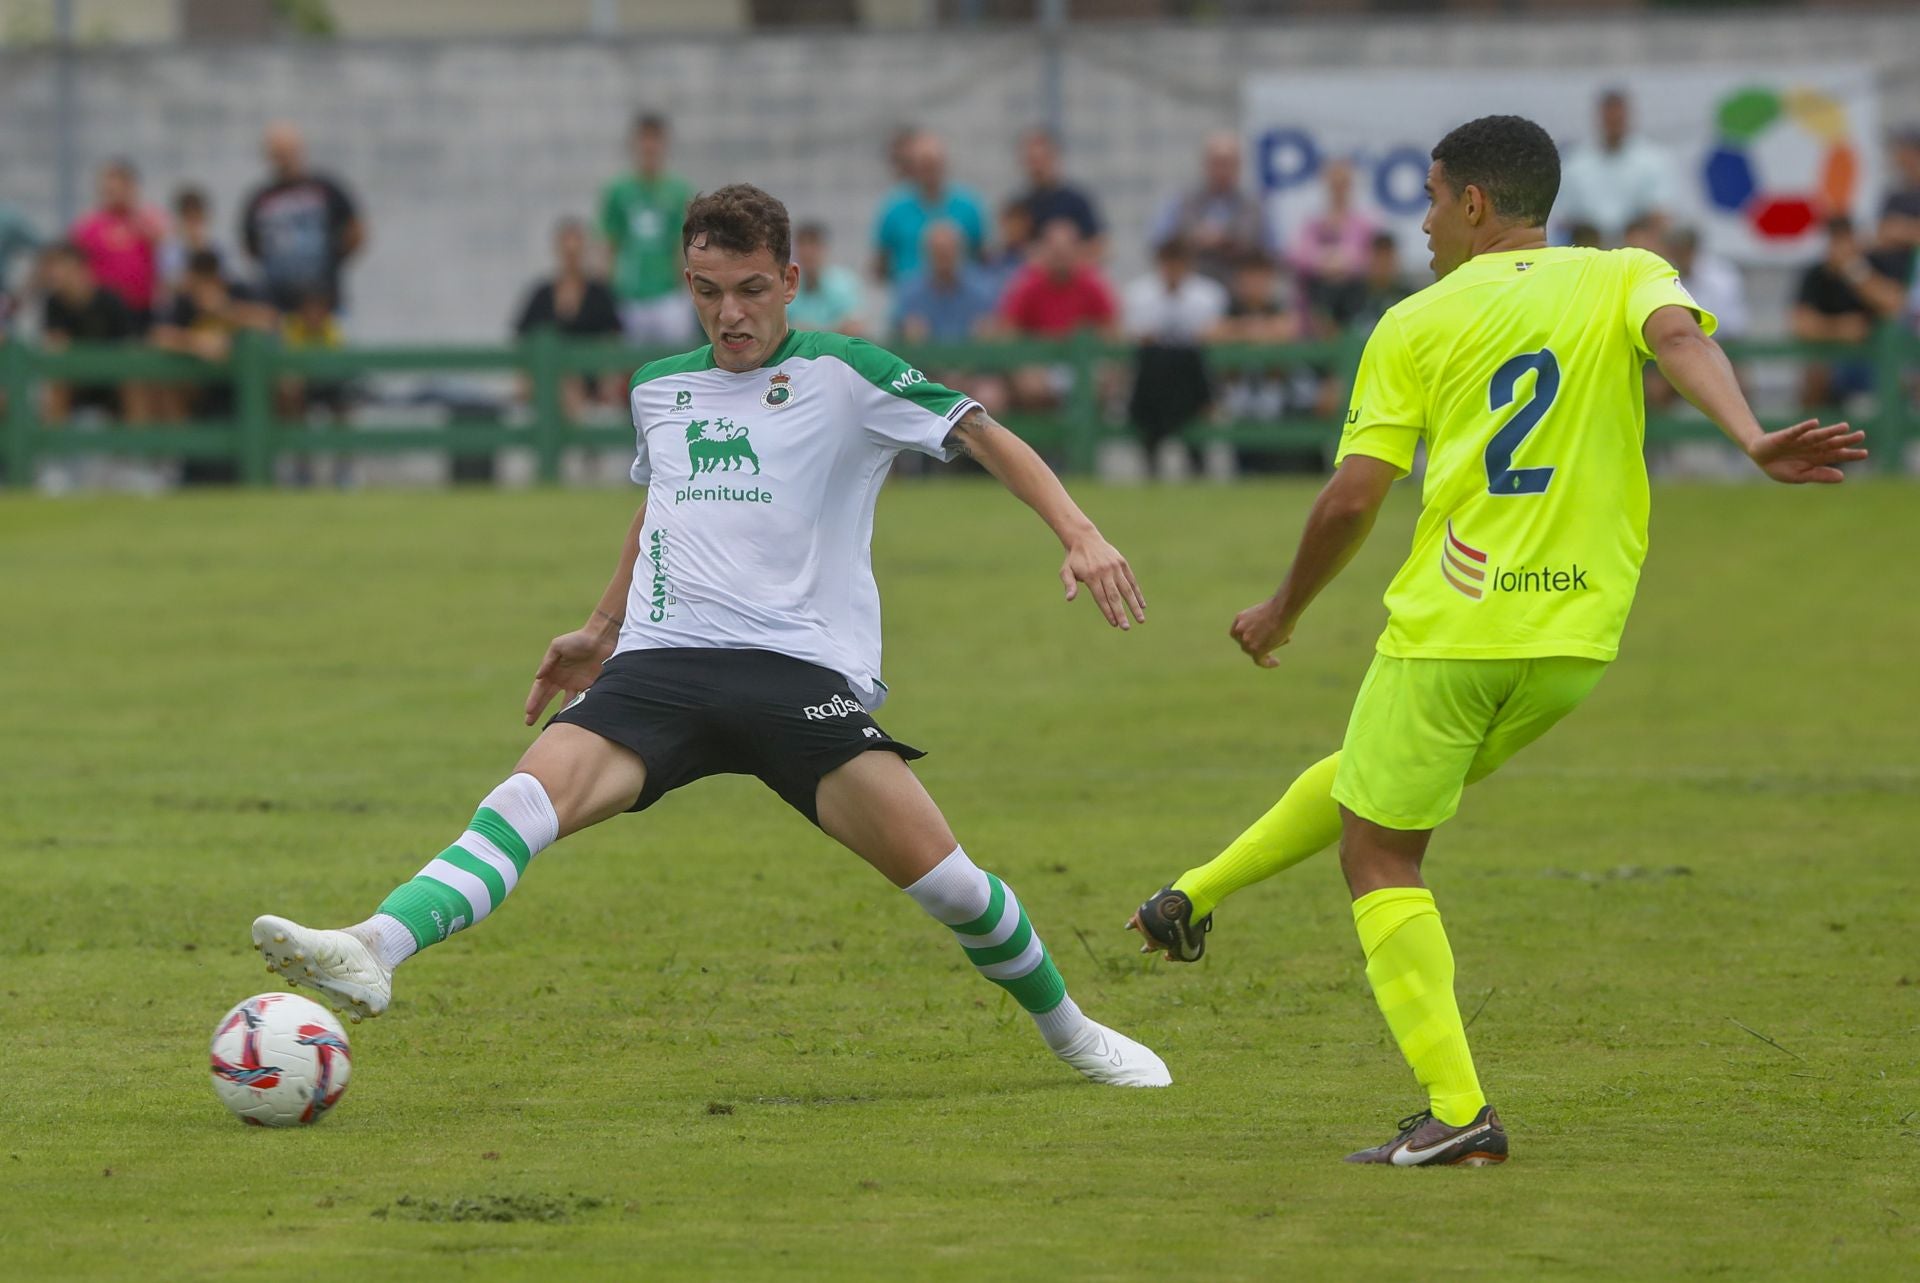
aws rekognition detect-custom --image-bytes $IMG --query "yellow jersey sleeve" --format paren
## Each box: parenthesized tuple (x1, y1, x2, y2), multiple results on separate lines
(1620, 247, 1718, 358)
(1334, 311, 1426, 475)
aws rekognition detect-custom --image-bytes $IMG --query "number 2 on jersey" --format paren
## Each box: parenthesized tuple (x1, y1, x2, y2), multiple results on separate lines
(1485, 348, 1560, 495)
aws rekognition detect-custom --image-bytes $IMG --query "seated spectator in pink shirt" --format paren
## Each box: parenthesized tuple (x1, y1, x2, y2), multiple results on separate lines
(1285, 158, 1380, 332)
(69, 159, 165, 330)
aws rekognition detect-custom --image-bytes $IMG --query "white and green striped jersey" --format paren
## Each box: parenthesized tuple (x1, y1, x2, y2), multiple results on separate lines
(621, 329, 979, 706)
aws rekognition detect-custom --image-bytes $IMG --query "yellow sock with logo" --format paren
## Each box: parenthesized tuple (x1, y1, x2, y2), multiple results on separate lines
(1172, 752, 1342, 917)
(1352, 886, 1486, 1128)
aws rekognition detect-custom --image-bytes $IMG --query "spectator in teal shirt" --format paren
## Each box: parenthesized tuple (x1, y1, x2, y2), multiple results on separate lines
(872, 133, 985, 284)
(788, 223, 865, 335)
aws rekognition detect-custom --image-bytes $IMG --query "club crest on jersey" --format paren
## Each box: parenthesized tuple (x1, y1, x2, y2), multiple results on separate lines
(763, 372, 794, 409)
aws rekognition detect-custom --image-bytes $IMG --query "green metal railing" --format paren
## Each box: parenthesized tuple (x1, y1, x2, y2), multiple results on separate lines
(1, 325, 1913, 488)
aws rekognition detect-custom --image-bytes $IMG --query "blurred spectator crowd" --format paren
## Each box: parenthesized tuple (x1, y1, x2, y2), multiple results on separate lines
(1, 90, 1917, 485)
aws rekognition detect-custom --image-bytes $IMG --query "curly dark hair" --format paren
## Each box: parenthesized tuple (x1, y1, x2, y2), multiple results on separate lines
(1430, 115, 1561, 228)
(682, 184, 791, 266)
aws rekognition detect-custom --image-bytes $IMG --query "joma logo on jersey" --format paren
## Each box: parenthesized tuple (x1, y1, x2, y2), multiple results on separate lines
(802, 694, 865, 721)
(1440, 522, 1590, 601)
(890, 367, 927, 392)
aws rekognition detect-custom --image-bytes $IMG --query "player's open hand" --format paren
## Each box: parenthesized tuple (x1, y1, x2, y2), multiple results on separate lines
(1230, 598, 1293, 668)
(523, 628, 616, 726)
(1060, 533, 1146, 630)
(1748, 419, 1868, 485)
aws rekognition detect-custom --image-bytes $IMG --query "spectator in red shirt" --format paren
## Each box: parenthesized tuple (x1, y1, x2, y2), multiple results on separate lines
(998, 217, 1117, 412)
(999, 217, 1118, 338)
(69, 158, 165, 329)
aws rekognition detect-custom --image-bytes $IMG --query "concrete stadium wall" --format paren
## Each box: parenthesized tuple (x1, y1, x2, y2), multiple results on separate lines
(1, 11, 1915, 342)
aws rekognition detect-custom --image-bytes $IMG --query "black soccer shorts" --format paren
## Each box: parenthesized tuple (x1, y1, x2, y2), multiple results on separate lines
(548, 647, 924, 825)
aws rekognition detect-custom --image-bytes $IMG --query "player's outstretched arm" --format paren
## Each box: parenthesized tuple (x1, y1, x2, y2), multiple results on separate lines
(1230, 455, 1398, 668)
(944, 407, 1146, 630)
(1645, 305, 1869, 484)
(523, 500, 647, 725)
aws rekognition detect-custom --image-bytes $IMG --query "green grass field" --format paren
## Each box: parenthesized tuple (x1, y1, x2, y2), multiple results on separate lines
(3, 478, 1916, 1281)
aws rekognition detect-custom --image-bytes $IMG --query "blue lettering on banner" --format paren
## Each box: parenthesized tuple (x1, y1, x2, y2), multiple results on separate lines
(1257, 127, 1321, 192)
(1253, 132, 1434, 217)
(1372, 146, 1432, 215)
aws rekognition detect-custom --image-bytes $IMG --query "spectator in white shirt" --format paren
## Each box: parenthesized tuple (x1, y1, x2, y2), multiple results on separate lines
(1126, 236, 1228, 477)
(1123, 235, 1229, 344)
(1669, 226, 1748, 339)
(1556, 89, 1676, 242)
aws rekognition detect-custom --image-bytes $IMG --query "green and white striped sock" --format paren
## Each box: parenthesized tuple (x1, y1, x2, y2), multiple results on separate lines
(359, 773, 560, 968)
(905, 847, 1089, 1050)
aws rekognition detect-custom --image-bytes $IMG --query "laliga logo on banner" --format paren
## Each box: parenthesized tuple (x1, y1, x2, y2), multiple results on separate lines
(1254, 128, 1432, 214)
(1702, 86, 1858, 240)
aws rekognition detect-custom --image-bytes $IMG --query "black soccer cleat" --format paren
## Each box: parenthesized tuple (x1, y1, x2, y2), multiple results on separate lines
(1127, 885, 1212, 962)
(1344, 1105, 1508, 1167)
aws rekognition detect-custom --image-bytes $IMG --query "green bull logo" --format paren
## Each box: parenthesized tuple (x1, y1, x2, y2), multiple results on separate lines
(686, 418, 761, 475)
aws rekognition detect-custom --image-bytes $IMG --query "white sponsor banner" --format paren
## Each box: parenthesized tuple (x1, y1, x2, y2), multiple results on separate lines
(1245, 66, 1880, 267)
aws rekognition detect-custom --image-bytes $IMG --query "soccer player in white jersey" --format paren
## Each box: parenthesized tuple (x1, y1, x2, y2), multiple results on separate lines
(253, 184, 1169, 1087)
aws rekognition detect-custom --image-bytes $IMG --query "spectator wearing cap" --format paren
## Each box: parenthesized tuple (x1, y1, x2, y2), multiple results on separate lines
(1556, 88, 1676, 243)
(873, 132, 986, 284)
(70, 159, 165, 330)
(788, 222, 866, 336)
(1151, 131, 1275, 286)
(1012, 128, 1103, 258)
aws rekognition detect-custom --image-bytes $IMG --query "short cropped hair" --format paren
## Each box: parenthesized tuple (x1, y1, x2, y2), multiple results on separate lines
(1430, 115, 1560, 228)
(633, 112, 668, 137)
(682, 184, 791, 266)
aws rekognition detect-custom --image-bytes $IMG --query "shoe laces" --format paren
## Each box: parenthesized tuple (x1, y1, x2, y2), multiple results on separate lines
(1395, 1109, 1434, 1137)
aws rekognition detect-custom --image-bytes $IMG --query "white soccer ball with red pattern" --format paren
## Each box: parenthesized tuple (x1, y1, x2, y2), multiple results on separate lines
(209, 992, 352, 1127)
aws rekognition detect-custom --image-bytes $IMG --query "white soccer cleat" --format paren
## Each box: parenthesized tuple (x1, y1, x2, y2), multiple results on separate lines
(1056, 1020, 1172, 1088)
(251, 914, 392, 1024)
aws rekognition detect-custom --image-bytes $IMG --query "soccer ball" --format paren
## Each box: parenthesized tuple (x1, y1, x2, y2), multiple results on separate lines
(208, 992, 352, 1127)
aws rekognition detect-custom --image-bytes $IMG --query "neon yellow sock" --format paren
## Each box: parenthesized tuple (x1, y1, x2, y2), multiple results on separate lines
(1172, 752, 1342, 917)
(1352, 886, 1485, 1127)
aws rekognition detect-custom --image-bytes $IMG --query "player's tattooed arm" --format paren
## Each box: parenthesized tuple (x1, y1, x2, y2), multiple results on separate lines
(942, 405, 1146, 630)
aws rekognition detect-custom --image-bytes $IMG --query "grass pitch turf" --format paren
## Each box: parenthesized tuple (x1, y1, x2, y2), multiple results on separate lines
(2, 479, 1916, 1281)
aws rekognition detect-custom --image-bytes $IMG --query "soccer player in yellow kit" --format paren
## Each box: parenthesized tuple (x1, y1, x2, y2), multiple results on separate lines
(1129, 115, 1867, 1165)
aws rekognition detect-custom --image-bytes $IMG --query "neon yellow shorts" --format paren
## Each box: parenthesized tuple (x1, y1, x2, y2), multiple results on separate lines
(1331, 653, 1609, 831)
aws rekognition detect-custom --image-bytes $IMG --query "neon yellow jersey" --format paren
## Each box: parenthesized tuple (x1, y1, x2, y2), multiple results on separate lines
(1335, 246, 1716, 662)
